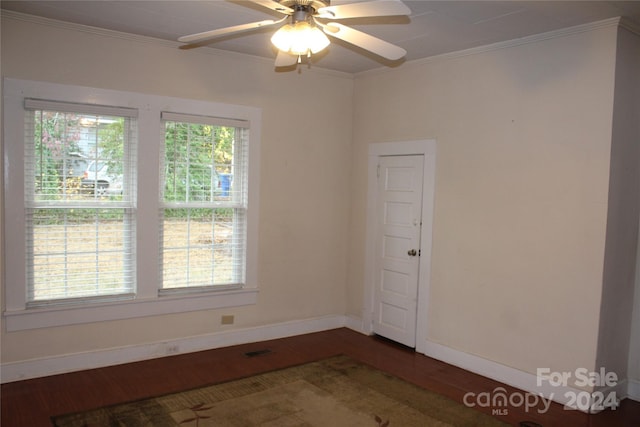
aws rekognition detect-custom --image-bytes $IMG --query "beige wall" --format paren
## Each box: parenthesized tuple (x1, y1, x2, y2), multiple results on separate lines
(349, 25, 620, 382)
(631, 216, 640, 390)
(1, 15, 353, 363)
(596, 25, 640, 387)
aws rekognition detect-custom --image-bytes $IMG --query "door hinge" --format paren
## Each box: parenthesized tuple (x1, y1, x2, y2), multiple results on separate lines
(419, 249, 421, 256)
(376, 163, 380, 179)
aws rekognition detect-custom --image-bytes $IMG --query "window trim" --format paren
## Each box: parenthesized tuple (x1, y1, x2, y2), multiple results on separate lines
(3, 78, 261, 331)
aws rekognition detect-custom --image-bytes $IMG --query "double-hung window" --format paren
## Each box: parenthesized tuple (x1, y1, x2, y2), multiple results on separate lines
(3, 79, 260, 331)
(160, 113, 249, 292)
(24, 99, 137, 306)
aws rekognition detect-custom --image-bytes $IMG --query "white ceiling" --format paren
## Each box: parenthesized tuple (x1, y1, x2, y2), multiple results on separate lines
(3, 0, 640, 74)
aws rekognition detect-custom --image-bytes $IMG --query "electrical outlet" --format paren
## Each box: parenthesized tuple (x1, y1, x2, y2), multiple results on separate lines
(221, 315, 235, 325)
(166, 344, 179, 355)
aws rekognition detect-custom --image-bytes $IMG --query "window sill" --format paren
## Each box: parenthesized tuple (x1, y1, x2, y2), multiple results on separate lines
(3, 288, 259, 332)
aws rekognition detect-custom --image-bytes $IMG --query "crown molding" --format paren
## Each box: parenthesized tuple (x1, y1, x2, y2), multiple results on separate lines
(1, 9, 178, 49)
(357, 16, 624, 78)
(1, 9, 353, 80)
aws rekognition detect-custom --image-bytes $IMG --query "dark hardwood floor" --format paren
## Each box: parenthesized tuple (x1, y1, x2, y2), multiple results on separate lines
(2, 328, 639, 426)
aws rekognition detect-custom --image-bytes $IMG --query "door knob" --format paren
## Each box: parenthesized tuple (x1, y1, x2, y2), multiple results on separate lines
(408, 249, 417, 257)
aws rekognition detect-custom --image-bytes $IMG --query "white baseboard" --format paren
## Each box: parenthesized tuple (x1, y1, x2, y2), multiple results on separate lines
(419, 339, 625, 414)
(628, 379, 640, 402)
(6, 319, 638, 413)
(1, 314, 347, 383)
(344, 314, 368, 334)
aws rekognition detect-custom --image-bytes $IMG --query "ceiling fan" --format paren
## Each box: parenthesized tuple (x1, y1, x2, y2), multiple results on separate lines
(178, 0, 411, 67)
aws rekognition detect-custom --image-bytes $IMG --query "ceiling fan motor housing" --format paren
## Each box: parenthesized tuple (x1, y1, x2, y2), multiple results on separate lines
(279, 0, 330, 14)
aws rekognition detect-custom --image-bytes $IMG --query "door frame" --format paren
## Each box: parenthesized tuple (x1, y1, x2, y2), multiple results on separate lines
(363, 140, 436, 354)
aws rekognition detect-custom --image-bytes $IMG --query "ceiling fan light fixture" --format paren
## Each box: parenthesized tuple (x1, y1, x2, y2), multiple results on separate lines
(271, 23, 293, 51)
(271, 20, 330, 56)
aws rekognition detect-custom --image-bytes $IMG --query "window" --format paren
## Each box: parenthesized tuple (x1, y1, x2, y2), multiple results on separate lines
(160, 113, 249, 292)
(3, 79, 260, 331)
(23, 99, 137, 306)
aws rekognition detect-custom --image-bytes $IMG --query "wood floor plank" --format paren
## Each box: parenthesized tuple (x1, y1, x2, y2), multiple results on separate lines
(2, 328, 639, 426)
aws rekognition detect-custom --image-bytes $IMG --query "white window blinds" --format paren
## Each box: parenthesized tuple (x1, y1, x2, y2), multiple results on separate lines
(23, 100, 137, 305)
(160, 112, 249, 291)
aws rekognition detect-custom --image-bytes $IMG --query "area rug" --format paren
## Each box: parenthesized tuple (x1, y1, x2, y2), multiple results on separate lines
(52, 355, 508, 427)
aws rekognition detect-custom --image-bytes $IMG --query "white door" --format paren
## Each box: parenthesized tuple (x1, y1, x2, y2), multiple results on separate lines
(372, 155, 424, 347)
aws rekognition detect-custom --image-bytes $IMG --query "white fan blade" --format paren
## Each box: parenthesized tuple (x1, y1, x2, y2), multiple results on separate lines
(275, 50, 299, 67)
(322, 22, 406, 60)
(317, 0, 410, 19)
(178, 19, 283, 44)
(250, 0, 293, 14)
